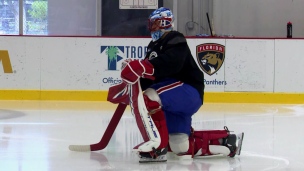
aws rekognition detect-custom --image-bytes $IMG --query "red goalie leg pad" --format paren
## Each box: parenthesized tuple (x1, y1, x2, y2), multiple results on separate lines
(194, 129, 229, 155)
(184, 129, 229, 157)
(144, 95, 169, 150)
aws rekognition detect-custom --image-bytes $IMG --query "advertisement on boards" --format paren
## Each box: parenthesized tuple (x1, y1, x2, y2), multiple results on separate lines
(0, 50, 13, 74)
(100, 43, 148, 88)
(100, 39, 228, 92)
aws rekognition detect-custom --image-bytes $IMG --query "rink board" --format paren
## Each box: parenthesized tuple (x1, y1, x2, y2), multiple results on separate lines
(0, 36, 303, 103)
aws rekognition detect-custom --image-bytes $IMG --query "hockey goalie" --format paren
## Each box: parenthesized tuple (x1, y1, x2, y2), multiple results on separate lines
(108, 7, 244, 163)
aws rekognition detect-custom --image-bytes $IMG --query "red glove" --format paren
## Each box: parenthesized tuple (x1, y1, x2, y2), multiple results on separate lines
(121, 59, 155, 84)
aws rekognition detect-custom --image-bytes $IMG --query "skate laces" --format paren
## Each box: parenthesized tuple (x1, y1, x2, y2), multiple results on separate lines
(224, 126, 234, 133)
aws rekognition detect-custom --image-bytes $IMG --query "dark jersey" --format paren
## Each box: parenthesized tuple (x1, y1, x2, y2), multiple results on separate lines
(140, 31, 205, 100)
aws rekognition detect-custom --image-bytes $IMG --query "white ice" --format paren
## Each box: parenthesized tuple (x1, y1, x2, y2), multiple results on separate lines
(0, 101, 303, 171)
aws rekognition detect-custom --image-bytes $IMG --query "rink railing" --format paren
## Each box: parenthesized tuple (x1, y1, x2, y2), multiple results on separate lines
(0, 36, 303, 103)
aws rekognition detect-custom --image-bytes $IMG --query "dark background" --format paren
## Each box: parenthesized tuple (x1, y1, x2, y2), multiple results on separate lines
(102, 0, 163, 36)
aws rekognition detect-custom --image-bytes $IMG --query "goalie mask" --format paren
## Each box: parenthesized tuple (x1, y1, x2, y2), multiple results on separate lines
(148, 7, 174, 42)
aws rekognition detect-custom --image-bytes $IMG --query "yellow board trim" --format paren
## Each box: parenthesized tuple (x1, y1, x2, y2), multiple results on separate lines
(205, 92, 304, 104)
(0, 90, 107, 101)
(0, 90, 303, 104)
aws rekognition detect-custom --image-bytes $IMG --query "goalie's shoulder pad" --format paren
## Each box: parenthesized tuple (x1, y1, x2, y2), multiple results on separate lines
(166, 31, 187, 45)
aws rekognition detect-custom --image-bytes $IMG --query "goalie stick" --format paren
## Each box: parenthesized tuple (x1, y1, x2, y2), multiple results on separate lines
(206, 12, 214, 37)
(69, 103, 127, 152)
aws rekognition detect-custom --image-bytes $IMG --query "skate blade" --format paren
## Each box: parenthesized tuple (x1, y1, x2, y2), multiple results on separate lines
(194, 154, 224, 159)
(139, 159, 167, 163)
(139, 155, 167, 163)
(172, 152, 223, 159)
(236, 132, 244, 155)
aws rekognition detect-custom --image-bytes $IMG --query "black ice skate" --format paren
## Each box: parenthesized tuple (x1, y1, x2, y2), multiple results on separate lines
(223, 132, 244, 157)
(138, 147, 168, 163)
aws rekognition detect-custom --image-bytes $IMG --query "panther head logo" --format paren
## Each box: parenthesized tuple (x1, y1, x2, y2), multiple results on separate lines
(196, 43, 225, 76)
(201, 53, 223, 75)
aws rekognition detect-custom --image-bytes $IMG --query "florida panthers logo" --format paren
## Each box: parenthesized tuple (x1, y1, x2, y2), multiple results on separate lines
(196, 43, 225, 76)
